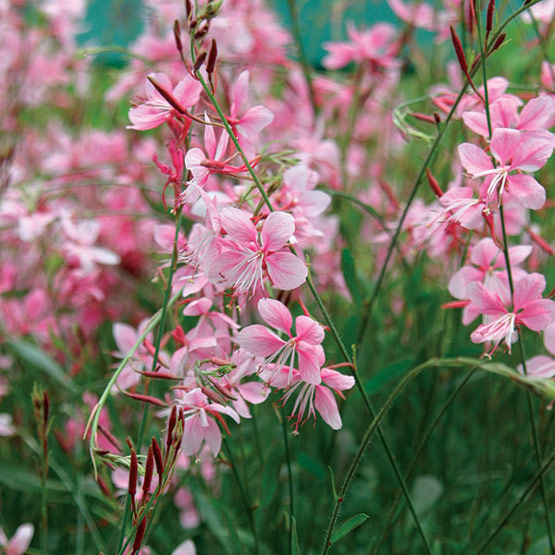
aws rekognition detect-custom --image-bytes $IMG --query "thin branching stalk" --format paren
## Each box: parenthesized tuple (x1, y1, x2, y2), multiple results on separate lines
(373, 368, 478, 553)
(117, 207, 184, 552)
(191, 43, 432, 554)
(475, 448, 555, 553)
(499, 204, 554, 550)
(281, 406, 295, 555)
(355, 0, 545, 347)
(223, 440, 260, 555)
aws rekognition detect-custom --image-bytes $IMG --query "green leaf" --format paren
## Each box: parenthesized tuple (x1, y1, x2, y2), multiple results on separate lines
(341, 248, 361, 303)
(331, 513, 369, 544)
(291, 516, 301, 555)
(7, 340, 77, 393)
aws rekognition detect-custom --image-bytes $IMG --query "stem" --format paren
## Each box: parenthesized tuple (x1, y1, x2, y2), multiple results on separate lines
(223, 440, 260, 555)
(282, 407, 295, 555)
(373, 368, 477, 553)
(499, 204, 554, 550)
(321, 358, 443, 554)
(192, 42, 431, 552)
(40, 436, 48, 555)
(117, 208, 183, 552)
(475, 449, 555, 554)
(355, 0, 545, 347)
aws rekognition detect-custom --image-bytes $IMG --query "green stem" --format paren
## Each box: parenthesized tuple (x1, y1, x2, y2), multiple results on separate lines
(223, 440, 260, 555)
(192, 42, 431, 553)
(499, 204, 554, 551)
(355, 0, 545, 347)
(321, 358, 444, 554)
(117, 208, 184, 552)
(475, 449, 555, 554)
(282, 407, 295, 555)
(373, 368, 477, 553)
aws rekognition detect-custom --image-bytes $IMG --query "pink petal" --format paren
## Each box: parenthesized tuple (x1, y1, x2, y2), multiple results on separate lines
(183, 298, 212, 316)
(113, 323, 137, 353)
(448, 266, 483, 299)
(322, 43, 357, 69)
(237, 381, 270, 404)
(231, 70, 250, 117)
(295, 315, 324, 344)
(185, 149, 209, 184)
(239, 105, 274, 136)
(506, 174, 545, 210)
(490, 128, 520, 165)
(183, 416, 203, 456)
(220, 207, 257, 243)
(8, 524, 34, 553)
(299, 190, 331, 218)
(236, 325, 285, 356)
(518, 96, 554, 130)
(519, 299, 555, 331)
(467, 282, 506, 316)
(321, 368, 355, 391)
(265, 252, 308, 290)
(470, 238, 501, 269)
(314, 386, 342, 430)
(458, 143, 493, 174)
(461, 112, 489, 137)
(258, 298, 292, 333)
(261, 211, 295, 252)
(511, 137, 553, 171)
(173, 76, 202, 109)
(514, 273, 546, 309)
(297, 343, 323, 385)
(127, 104, 169, 130)
(203, 418, 222, 457)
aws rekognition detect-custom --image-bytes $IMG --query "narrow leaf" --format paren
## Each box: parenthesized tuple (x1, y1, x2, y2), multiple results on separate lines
(331, 513, 369, 544)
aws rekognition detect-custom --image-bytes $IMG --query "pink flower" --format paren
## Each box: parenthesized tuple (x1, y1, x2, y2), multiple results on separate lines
(174, 388, 240, 457)
(448, 238, 531, 300)
(227, 70, 274, 155)
(458, 129, 553, 209)
(323, 23, 400, 71)
(237, 298, 325, 384)
(128, 73, 202, 131)
(265, 365, 355, 431)
(0, 524, 34, 555)
(211, 209, 307, 295)
(468, 273, 555, 354)
(462, 96, 555, 143)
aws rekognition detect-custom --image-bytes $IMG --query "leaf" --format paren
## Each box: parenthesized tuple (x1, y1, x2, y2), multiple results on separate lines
(331, 513, 369, 544)
(296, 452, 327, 481)
(8, 340, 77, 393)
(341, 248, 361, 303)
(291, 516, 301, 555)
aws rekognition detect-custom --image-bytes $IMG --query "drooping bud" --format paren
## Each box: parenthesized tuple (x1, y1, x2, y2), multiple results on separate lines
(123, 391, 167, 407)
(147, 76, 187, 115)
(206, 39, 218, 74)
(486, 0, 495, 39)
(142, 447, 154, 497)
(449, 26, 467, 73)
(173, 20, 183, 55)
(128, 449, 138, 497)
(133, 517, 147, 553)
(488, 32, 506, 54)
(426, 169, 443, 197)
(166, 405, 177, 450)
(193, 51, 207, 73)
(151, 437, 164, 477)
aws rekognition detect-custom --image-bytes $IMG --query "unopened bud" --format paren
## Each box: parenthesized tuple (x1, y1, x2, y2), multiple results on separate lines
(206, 39, 218, 74)
(193, 51, 207, 73)
(151, 437, 164, 477)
